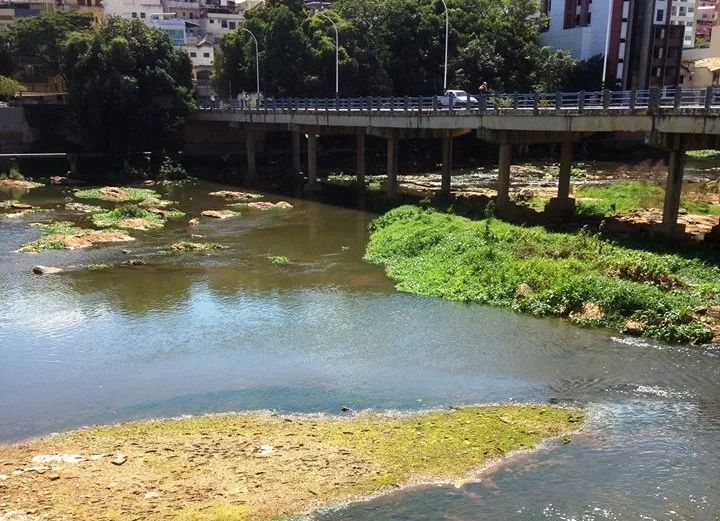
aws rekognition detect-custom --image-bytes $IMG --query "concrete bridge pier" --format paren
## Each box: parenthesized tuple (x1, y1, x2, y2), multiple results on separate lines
(386, 134, 398, 197)
(661, 146, 686, 235)
(441, 133, 453, 195)
(245, 130, 257, 181)
(545, 141, 576, 217)
(292, 131, 301, 175)
(356, 131, 366, 188)
(307, 133, 319, 188)
(496, 142, 512, 212)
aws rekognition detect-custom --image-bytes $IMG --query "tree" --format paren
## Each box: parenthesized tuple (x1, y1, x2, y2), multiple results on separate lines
(0, 29, 15, 77)
(62, 17, 194, 156)
(10, 11, 93, 78)
(0, 75, 25, 99)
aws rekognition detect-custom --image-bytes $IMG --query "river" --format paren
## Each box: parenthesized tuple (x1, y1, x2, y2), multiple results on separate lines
(1, 179, 719, 520)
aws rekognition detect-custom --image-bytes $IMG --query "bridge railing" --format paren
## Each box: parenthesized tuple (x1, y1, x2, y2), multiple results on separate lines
(196, 87, 720, 115)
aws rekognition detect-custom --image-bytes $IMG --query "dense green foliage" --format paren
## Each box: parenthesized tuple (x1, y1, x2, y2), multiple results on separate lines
(686, 149, 720, 160)
(3, 11, 93, 78)
(365, 206, 720, 345)
(0, 75, 25, 98)
(213, 0, 598, 97)
(62, 17, 194, 155)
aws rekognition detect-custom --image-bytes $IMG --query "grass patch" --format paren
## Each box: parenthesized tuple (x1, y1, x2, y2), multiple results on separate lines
(686, 149, 720, 160)
(0, 406, 581, 521)
(74, 187, 160, 202)
(0, 199, 20, 208)
(0, 167, 24, 181)
(268, 255, 289, 265)
(91, 204, 166, 230)
(87, 263, 112, 271)
(365, 206, 720, 345)
(171, 242, 224, 251)
(18, 221, 133, 253)
(575, 181, 720, 216)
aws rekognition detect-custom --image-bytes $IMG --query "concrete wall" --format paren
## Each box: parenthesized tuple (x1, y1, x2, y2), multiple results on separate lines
(0, 107, 35, 154)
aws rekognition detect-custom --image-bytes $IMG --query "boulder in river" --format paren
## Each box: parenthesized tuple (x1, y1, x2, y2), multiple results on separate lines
(514, 283, 533, 298)
(622, 320, 645, 336)
(32, 266, 63, 275)
(201, 210, 237, 219)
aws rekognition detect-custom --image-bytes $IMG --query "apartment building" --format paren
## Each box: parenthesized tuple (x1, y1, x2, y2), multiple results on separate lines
(670, 0, 697, 47)
(541, 0, 684, 88)
(696, 0, 718, 41)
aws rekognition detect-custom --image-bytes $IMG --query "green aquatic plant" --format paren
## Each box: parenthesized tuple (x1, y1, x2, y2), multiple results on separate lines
(87, 263, 112, 271)
(74, 187, 160, 202)
(91, 204, 165, 229)
(268, 255, 289, 265)
(0, 167, 25, 181)
(365, 206, 720, 345)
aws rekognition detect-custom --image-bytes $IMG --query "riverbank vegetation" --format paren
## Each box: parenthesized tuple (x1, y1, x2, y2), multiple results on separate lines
(575, 181, 720, 217)
(365, 206, 720, 345)
(74, 187, 160, 202)
(0, 405, 582, 521)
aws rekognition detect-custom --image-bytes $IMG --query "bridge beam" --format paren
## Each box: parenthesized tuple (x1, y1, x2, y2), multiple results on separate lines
(545, 140, 576, 217)
(386, 134, 398, 197)
(307, 133, 318, 188)
(292, 131, 301, 175)
(441, 133, 453, 194)
(356, 131, 366, 187)
(246, 130, 257, 181)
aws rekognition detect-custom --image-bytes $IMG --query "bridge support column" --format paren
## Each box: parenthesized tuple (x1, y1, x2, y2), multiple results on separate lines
(246, 131, 257, 181)
(441, 134, 453, 195)
(496, 142, 512, 212)
(292, 131, 301, 175)
(661, 146, 686, 235)
(545, 140, 576, 217)
(386, 134, 398, 197)
(356, 131, 366, 188)
(307, 133, 319, 188)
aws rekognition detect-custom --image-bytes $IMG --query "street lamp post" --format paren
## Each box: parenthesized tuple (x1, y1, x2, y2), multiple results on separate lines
(439, 0, 448, 91)
(242, 27, 260, 98)
(319, 13, 339, 97)
(601, 0, 613, 90)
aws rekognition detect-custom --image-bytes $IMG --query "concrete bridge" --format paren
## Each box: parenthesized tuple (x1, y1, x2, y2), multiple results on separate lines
(189, 87, 720, 235)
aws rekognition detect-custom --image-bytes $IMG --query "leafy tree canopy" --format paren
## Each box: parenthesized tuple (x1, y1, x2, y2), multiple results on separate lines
(62, 17, 194, 155)
(213, 0, 596, 98)
(0, 75, 26, 99)
(10, 11, 93, 77)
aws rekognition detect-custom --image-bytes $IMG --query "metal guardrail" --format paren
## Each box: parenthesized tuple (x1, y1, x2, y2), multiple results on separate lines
(196, 87, 720, 115)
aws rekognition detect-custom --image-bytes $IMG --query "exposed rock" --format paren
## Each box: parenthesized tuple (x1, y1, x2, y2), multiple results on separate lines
(31, 455, 84, 464)
(623, 320, 645, 336)
(679, 314, 695, 324)
(340, 406, 350, 412)
(110, 455, 127, 466)
(188, 218, 199, 226)
(170, 242, 222, 252)
(138, 197, 172, 209)
(47, 473, 60, 481)
(32, 266, 63, 275)
(122, 249, 131, 255)
(98, 187, 129, 200)
(64, 202, 101, 213)
(708, 305, 720, 316)
(50, 176, 68, 185)
(201, 210, 237, 219)
(514, 283, 534, 298)
(513, 188, 534, 202)
(11, 203, 33, 210)
(693, 306, 709, 315)
(0, 179, 43, 189)
(570, 302, 604, 321)
(247, 201, 294, 211)
(209, 190, 262, 200)
(121, 259, 145, 266)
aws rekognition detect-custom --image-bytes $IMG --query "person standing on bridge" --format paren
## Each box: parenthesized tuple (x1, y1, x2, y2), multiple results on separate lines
(478, 82, 488, 94)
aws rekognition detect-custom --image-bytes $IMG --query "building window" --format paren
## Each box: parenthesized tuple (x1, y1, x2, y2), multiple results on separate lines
(679, 6, 686, 16)
(680, 75, 685, 84)
(657, 9, 664, 21)
(190, 52, 197, 57)
(587, 12, 591, 24)
(685, 35, 692, 40)
(203, 52, 210, 57)
(131, 11, 137, 17)
(140, 12, 145, 18)
(688, 6, 694, 13)
(671, 6, 677, 15)
(229, 21, 236, 29)
(210, 18, 214, 23)
(686, 21, 693, 26)
(189, 12, 194, 18)
(221, 19, 227, 28)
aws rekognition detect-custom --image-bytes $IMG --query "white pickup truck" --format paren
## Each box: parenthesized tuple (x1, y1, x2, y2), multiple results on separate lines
(437, 90, 479, 107)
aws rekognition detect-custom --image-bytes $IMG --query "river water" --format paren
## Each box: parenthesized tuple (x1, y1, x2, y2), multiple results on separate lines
(1, 180, 719, 520)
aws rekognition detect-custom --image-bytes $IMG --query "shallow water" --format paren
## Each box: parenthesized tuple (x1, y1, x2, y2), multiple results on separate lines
(1, 179, 719, 520)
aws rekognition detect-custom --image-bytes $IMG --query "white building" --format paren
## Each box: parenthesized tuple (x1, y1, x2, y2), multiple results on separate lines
(670, 0, 698, 47)
(103, 0, 163, 21)
(201, 9, 244, 38)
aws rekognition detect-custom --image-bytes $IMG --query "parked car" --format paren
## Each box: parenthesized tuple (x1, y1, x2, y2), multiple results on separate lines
(437, 90, 478, 107)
